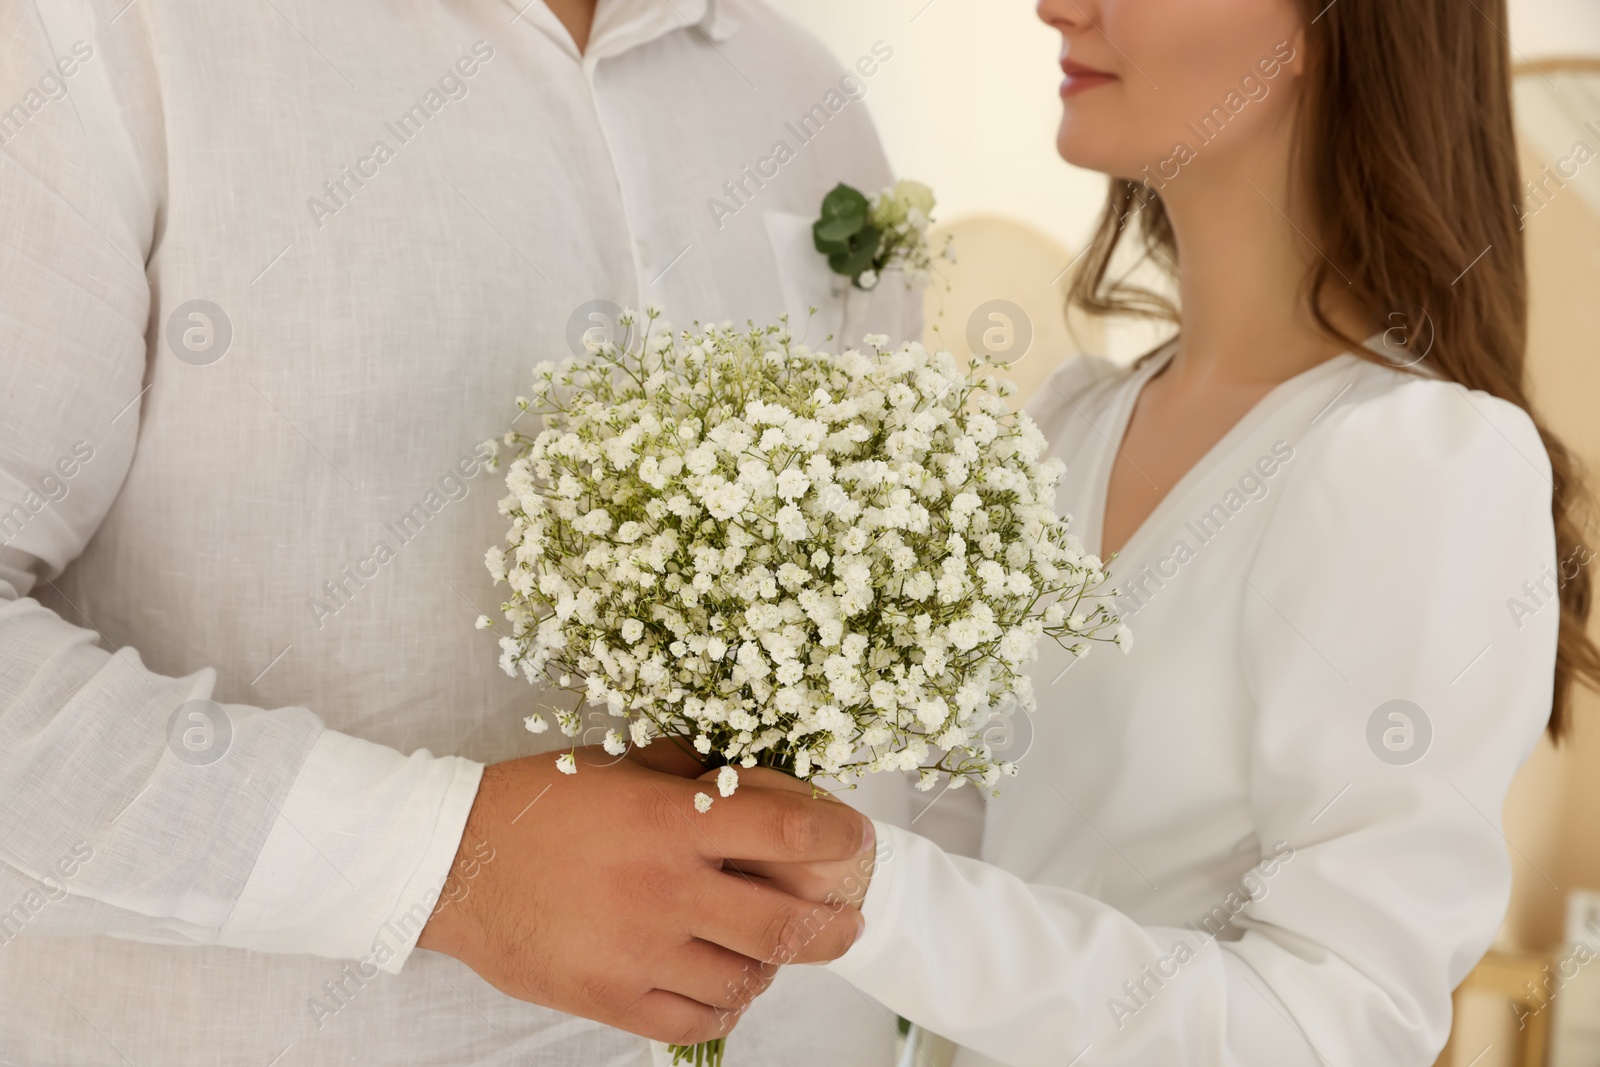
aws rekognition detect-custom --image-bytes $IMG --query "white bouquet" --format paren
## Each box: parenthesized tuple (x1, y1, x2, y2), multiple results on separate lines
(482, 308, 1125, 804)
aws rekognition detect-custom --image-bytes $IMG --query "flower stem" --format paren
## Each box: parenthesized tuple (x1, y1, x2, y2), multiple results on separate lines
(668, 1038, 725, 1066)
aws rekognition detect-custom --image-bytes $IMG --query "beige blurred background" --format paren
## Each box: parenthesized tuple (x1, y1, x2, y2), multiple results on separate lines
(770, 3, 1600, 1064)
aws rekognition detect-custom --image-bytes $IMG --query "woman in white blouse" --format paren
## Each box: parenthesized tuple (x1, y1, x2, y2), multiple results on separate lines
(749, 0, 1600, 1063)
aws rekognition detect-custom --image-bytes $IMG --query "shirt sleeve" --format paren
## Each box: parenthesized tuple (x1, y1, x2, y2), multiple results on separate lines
(0, 0, 481, 975)
(826, 375, 1560, 1066)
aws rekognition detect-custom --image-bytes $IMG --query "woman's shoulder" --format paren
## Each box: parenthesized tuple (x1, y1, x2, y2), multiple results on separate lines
(1306, 357, 1550, 483)
(1023, 352, 1137, 434)
(1248, 356, 1558, 625)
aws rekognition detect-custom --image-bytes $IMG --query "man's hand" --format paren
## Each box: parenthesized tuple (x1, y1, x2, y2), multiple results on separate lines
(707, 767, 877, 911)
(417, 748, 874, 1046)
(637, 753, 878, 913)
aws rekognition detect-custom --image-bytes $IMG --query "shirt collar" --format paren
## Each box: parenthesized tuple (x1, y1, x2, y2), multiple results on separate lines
(507, 0, 738, 63)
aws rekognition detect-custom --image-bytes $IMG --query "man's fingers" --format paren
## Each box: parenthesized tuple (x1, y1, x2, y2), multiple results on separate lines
(653, 938, 775, 1016)
(622, 989, 737, 1046)
(690, 871, 864, 965)
(700, 765, 828, 799)
(689, 785, 872, 863)
(627, 739, 707, 778)
(722, 857, 842, 905)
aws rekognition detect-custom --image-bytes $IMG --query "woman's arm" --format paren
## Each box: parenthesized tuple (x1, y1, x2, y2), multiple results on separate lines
(833, 821, 1319, 1065)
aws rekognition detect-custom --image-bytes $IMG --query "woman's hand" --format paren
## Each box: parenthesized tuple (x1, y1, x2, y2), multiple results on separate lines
(706, 767, 876, 912)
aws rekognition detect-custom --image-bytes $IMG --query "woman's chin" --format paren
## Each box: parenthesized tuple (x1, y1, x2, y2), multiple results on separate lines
(1054, 133, 1127, 179)
(1054, 114, 1130, 172)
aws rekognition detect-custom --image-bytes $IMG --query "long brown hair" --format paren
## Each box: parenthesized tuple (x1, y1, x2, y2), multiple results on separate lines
(1068, 0, 1600, 739)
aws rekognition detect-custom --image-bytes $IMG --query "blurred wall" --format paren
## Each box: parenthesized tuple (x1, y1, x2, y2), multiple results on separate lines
(1510, 0, 1600, 58)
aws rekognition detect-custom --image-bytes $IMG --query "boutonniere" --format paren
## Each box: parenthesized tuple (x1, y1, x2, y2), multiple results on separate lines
(812, 179, 956, 291)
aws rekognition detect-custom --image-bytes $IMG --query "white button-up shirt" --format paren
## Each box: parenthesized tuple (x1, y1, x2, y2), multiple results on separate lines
(0, 0, 918, 1062)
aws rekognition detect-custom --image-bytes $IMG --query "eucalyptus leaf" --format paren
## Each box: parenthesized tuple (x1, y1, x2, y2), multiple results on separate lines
(812, 183, 870, 255)
(812, 183, 883, 281)
(827, 224, 881, 279)
(814, 216, 863, 246)
(819, 183, 870, 225)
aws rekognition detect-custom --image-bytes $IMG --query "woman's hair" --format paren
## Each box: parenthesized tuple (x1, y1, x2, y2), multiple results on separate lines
(1068, 0, 1600, 739)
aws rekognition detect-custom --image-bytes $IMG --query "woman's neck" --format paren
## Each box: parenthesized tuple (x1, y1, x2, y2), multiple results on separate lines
(1153, 130, 1367, 389)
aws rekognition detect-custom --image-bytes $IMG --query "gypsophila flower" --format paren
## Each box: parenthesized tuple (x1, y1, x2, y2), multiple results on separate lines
(483, 308, 1123, 797)
(694, 792, 714, 813)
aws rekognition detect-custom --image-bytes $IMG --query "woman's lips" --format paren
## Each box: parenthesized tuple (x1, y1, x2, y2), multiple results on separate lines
(1060, 59, 1117, 97)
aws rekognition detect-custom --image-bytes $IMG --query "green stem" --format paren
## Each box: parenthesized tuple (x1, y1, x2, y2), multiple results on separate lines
(668, 1038, 726, 1066)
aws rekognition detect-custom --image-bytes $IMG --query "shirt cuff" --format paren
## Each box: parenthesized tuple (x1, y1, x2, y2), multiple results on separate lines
(218, 728, 484, 974)
(827, 817, 911, 980)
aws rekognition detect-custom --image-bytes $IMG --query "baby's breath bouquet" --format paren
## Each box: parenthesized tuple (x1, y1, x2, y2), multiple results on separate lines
(483, 304, 1126, 790)
(479, 308, 1124, 1065)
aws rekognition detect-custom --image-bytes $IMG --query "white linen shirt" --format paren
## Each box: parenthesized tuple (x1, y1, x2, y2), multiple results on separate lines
(0, 0, 919, 1063)
(828, 347, 1561, 1066)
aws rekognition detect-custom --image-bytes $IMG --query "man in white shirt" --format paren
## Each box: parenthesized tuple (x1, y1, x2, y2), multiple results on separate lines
(0, 0, 918, 1062)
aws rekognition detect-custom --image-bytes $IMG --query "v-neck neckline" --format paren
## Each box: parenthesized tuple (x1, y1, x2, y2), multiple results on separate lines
(1087, 344, 1359, 563)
